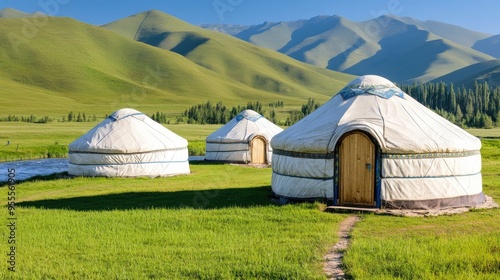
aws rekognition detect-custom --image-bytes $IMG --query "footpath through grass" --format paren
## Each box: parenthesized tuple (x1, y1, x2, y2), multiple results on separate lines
(1, 163, 345, 279)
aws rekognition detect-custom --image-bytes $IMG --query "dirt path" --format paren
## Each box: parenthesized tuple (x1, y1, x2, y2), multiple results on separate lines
(323, 215, 360, 279)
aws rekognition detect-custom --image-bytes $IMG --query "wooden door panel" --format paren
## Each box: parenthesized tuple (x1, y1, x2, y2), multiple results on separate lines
(339, 132, 375, 206)
(251, 137, 266, 164)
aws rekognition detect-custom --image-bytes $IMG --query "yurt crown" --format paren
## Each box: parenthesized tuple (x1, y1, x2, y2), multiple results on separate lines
(339, 75, 405, 100)
(236, 110, 262, 122)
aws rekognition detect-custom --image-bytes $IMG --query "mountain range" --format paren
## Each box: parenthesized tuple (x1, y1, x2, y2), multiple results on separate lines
(1, 8, 499, 117)
(0, 9, 352, 116)
(202, 15, 500, 84)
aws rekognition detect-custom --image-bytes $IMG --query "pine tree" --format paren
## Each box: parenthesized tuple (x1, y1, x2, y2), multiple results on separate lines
(496, 112, 500, 127)
(473, 111, 482, 127)
(455, 105, 463, 123)
(483, 114, 493, 129)
(438, 82, 446, 110)
(465, 96, 474, 121)
(449, 83, 457, 113)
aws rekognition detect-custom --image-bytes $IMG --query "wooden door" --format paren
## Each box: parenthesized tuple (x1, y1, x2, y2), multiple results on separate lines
(251, 136, 267, 164)
(339, 132, 375, 206)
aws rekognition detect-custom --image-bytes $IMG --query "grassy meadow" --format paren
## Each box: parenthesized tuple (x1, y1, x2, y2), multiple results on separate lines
(466, 128, 500, 138)
(1, 163, 346, 279)
(0, 124, 498, 279)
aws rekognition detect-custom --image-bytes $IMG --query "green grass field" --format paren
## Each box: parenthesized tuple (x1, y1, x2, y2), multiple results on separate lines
(466, 128, 500, 138)
(0, 125, 499, 279)
(1, 163, 346, 279)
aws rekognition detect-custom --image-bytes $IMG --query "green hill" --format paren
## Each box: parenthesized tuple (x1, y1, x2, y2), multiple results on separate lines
(0, 14, 353, 117)
(0, 8, 45, 18)
(102, 10, 353, 98)
(0, 8, 28, 18)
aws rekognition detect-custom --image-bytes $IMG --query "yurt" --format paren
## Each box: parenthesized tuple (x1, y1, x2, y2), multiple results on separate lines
(68, 108, 190, 177)
(205, 109, 283, 164)
(271, 75, 484, 209)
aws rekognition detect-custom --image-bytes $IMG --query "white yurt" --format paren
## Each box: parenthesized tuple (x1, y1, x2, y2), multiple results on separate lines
(205, 109, 283, 164)
(68, 108, 190, 177)
(271, 75, 484, 209)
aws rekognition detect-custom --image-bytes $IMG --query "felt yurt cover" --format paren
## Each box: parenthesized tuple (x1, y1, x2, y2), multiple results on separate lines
(68, 108, 190, 177)
(206, 109, 283, 164)
(271, 75, 484, 209)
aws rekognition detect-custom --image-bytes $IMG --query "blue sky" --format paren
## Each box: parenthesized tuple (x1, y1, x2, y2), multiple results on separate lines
(2, 0, 499, 34)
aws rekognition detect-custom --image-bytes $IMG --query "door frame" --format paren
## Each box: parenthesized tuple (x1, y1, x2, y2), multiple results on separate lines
(249, 135, 268, 164)
(333, 130, 382, 208)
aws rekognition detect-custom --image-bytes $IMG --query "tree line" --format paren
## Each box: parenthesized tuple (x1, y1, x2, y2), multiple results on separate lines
(65, 112, 97, 122)
(0, 115, 54, 123)
(0, 112, 98, 123)
(181, 101, 274, 124)
(401, 81, 500, 128)
(178, 99, 323, 126)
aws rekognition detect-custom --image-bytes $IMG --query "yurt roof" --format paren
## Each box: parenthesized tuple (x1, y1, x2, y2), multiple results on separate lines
(69, 108, 187, 154)
(271, 75, 480, 154)
(206, 109, 283, 143)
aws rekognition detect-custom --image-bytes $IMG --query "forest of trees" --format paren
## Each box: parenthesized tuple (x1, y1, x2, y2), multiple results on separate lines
(180, 99, 323, 126)
(181, 101, 275, 124)
(401, 81, 500, 128)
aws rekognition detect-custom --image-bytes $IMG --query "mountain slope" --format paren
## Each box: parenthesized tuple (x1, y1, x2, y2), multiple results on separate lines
(0, 8, 45, 18)
(101, 10, 353, 98)
(342, 23, 494, 83)
(393, 17, 491, 47)
(0, 15, 352, 116)
(203, 15, 494, 83)
(431, 59, 500, 88)
(473, 35, 500, 58)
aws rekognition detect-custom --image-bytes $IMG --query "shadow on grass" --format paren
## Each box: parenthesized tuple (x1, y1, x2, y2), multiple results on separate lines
(18, 186, 275, 211)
